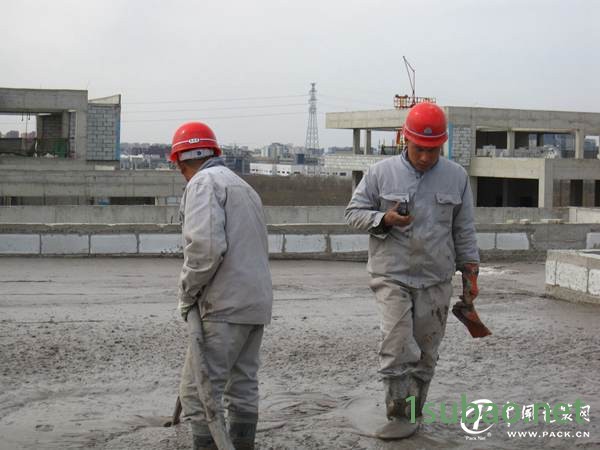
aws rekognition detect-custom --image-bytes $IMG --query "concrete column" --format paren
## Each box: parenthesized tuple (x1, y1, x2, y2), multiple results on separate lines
(352, 171, 363, 190)
(469, 176, 478, 207)
(61, 112, 70, 139)
(538, 159, 554, 207)
(74, 111, 86, 161)
(364, 130, 372, 155)
(583, 180, 595, 207)
(507, 130, 515, 156)
(574, 129, 584, 159)
(352, 129, 361, 155)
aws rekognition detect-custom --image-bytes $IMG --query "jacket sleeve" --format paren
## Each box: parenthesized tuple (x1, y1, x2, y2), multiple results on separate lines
(344, 168, 389, 236)
(453, 174, 480, 268)
(178, 180, 227, 310)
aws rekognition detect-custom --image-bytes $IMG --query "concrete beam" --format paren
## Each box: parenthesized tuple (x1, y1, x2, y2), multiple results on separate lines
(469, 157, 545, 179)
(547, 159, 600, 180)
(446, 106, 600, 134)
(0, 88, 88, 113)
(327, 109, 409, 130)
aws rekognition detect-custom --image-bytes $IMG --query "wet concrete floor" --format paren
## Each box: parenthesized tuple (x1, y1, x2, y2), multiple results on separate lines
(0, 258, 598, 449)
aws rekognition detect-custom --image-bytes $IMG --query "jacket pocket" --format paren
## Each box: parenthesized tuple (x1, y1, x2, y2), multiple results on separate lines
(379, 193, 410, 212)
(435, 192, 462, 224)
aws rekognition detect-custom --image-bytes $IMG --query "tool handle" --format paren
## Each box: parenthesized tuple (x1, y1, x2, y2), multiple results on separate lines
(187, 307, 235, 450)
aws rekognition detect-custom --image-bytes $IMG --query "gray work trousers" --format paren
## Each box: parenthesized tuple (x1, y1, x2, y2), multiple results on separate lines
(369, 276, 453, 382)
(179, 321, 264, 435)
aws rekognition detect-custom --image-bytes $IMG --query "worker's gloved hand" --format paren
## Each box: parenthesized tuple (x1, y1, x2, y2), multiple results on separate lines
(460, 263, 479, 301)
(179, 303, 194, 321)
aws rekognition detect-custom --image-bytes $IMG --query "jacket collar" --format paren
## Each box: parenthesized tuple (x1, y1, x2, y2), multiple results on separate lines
(199, 156, 225, 171)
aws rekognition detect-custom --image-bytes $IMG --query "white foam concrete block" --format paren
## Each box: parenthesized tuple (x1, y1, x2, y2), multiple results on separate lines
(91, 234, 137, 254)
(268, 234, 283, 254)
(496, 233, 529, 250)
(41, 234, 89, 255)
(139, 234, 182, 254)
(0, 234, 40, 254)
(284, 234, 326, 253)
(476, 233, 495, 250)
(588, 269, 600, 296)
(556, 262, 588, 293)
(330, 234, 369, 253)
(586, 233, 600, 249)
(545, 259, 557, 285)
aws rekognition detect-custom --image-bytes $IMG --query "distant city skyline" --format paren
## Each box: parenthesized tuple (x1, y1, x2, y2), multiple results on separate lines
(2, 0, 599, 148)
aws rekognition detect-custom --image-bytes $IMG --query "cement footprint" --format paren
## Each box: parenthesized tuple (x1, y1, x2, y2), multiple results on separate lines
(340, 394, 468, 449)
(261, 391, 339, 422)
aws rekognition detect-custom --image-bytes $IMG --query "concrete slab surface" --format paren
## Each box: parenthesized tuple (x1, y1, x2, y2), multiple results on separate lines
(0, 258, 598, 449)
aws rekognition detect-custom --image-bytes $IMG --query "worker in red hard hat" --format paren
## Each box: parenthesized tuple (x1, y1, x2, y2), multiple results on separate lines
(345, 103, 480, 439)
(171, 122, 273, 450)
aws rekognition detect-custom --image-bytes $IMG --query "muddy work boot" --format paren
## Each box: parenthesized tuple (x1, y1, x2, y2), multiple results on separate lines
(375, 377, 419, 440)
(409, 376, 431, 419)
(192, 434, 217, 450)
(229, 412, 258, 450)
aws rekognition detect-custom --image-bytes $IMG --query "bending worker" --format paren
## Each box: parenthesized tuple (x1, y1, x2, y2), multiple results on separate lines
(344, 102, 480, 439)
(171, 122, 273, 450)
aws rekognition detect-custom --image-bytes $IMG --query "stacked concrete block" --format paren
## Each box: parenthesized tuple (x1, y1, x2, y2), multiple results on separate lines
(87, 104, 119, 161)
(451, 126, 473, 168)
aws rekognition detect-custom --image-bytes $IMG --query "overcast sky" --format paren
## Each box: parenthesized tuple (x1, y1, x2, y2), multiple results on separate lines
(1, 0, 599, 148)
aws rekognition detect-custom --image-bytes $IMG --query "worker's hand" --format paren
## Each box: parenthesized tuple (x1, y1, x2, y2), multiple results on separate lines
(460, 263, 479, 301)
(179, 303, 194, 321)
(382, 202, 414, 228)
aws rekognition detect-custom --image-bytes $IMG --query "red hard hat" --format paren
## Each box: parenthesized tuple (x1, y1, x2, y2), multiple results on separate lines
(170, 122, 222, 162)
(403, 102, 448, 148)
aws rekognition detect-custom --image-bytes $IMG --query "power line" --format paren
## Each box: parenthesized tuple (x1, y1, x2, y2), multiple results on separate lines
(124, 94, 307, 105)
(319, 94, 390, 109)
(122, 103, 306, 114)
(121, 111, 308, 123)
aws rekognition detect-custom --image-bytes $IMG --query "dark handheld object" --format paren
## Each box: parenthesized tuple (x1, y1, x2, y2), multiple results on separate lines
(396, 200, 410, 216)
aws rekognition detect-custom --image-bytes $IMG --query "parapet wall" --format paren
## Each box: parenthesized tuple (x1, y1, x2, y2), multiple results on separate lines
(0, 205, 582, 225)
(1, 223, 599, 260)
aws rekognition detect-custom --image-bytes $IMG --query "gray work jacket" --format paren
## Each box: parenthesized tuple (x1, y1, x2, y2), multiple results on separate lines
(178, 158, 273, 325)
(345, 150, 479, 288)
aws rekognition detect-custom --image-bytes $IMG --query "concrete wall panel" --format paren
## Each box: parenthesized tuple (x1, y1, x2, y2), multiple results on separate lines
(588, 269, 600, 296)
(587, 233, 600, 249)
(90, 234, 137, 254)
(545, 259, 557, 285)
(556, 262, 588, 292)
(330, 234, 369, 253)
(268, 234, 283, 254)
(139, 234, 182, 254)
(284, 234, 326, 253)
(0, 234, 39, 254)
(41, 234, 88, 255)
(476, 233, 495, 250)
(496, 233, 529, 250)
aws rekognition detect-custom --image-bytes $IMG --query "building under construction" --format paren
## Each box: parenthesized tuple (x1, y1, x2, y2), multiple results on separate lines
(325, 104, 600, 208)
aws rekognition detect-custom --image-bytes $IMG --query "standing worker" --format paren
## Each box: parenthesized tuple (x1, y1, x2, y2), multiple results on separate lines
(171, 122, 273, 450)
(344, 103, 480, 439)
